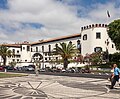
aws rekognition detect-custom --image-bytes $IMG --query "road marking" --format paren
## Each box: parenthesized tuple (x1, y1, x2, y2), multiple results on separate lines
(105, 86, 110, 93)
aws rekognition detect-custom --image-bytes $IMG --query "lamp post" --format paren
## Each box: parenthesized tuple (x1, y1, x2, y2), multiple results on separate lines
(105, 39, 109, 62)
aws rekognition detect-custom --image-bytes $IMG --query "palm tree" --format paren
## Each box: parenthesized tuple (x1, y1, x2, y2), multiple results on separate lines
(54, 42, 77, 69)
(0, 45, 13, 66)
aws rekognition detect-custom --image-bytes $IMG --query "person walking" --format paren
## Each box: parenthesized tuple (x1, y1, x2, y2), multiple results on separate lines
(35, 63, 39, 76)
(108, 65, 114, 81)
(110, 64, 120, 89)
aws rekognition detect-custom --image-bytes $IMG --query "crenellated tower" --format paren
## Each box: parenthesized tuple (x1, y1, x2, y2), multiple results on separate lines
(80, 24, 116, 56)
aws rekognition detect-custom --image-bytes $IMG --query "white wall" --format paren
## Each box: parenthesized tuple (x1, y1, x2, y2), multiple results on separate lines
(81, 26, 117, 56)
(20, 45, 31, 64)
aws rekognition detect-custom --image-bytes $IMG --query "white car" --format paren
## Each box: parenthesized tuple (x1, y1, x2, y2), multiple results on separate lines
(26, 66, 34, 71)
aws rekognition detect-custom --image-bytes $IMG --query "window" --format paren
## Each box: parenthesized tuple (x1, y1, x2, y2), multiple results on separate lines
(94, 47, 102, 52)
(42, 46, 44, 52)
(45, 58, 47, 60)
(36, 47, 38, 52)
(48, 52, 51, 56)
(23, 47, 25, 50)
(112, 44, 114, 48)
(17, 50, 19, 53)
(17, 59, 19, 62)
(83, 34, 87, 40)
(45, 52, 47, 56)
(49, 45, 51, 52)
(56, 57, 58, 60)
(20, 46, 22, 51)
(77, 40, 81, 53)
(12, 59, 15, 62)
(27, 46, 30, 51)
(77, 40, 80, 48)
(31, 48, 33, 52)
(12, 49, 15, 53)
(96, 32, 101, 39)
(55, 44, 58, 53)
(16, 55, 20, 58)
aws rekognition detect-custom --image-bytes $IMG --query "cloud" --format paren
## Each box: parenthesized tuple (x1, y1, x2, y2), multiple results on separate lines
(0, 0, 120, 43)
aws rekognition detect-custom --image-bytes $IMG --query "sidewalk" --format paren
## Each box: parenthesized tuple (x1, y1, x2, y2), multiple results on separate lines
(0, 74, 119, 99)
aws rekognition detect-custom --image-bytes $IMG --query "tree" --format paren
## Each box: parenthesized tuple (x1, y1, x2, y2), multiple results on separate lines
(9, 61, 17, 67)
(53, 42, 77, 69)
(84, 51, 102, 65)
(0, 45, 13, 66)
(109, 52, 120, 62)
(75, 54, 84, 64)
(108, 19, 120, 50)
(89, 51, 102, 65)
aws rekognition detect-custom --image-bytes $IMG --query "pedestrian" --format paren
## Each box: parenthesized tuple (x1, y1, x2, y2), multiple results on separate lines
(110, 64, 120, 89)
(35, 64, 39, 76)
(108, 65, 114, 81)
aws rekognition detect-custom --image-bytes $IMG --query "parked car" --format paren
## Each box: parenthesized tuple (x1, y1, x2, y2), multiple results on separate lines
(5, 66, 16, 70)
(39, 69, 46, 72)
(26, 66, 34, 71)
(15, 66, 22, 71)
(0, 66, 4, 71)
(80, 68, 91, 73)
(28, 65, 35, 69)
(22, 66, 28, 71)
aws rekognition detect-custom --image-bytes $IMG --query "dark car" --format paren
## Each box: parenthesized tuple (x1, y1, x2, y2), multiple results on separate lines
(5, 66, 16, 70)
(80, 68, 91, 73)
(0, 66, 4, 71)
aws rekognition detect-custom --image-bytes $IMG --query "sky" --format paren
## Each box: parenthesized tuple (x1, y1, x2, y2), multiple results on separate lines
(0, 0, 120, 44)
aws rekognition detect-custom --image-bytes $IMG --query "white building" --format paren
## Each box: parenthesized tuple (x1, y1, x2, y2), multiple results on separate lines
(0, 24, 117, 68)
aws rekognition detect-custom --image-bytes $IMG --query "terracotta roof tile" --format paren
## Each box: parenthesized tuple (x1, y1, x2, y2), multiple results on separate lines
(31, 33, 80, 45)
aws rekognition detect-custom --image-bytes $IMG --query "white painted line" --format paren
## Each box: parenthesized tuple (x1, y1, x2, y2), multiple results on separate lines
(105, 86, 110, 93)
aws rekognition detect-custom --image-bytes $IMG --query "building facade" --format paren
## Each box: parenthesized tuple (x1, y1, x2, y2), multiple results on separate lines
(0, 24, 117, 68)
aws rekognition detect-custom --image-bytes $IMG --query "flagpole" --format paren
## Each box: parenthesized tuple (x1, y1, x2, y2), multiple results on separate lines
(106, 10, 111, 62)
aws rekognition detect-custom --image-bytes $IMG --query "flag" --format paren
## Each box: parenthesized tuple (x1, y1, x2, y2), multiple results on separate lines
(107, 10, 110, 18)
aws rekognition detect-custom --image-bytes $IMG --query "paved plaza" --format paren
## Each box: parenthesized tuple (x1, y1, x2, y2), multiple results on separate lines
(0, 73, 120, 99)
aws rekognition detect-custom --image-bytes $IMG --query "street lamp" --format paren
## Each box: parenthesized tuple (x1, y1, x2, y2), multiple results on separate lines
(105, 39, 109, 62)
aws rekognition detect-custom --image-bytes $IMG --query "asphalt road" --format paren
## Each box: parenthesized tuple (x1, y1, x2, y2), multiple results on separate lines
(6, 70, 110, 80)
(39, 72, 110, 79)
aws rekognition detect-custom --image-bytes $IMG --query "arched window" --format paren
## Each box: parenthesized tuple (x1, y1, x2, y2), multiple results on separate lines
(83, 34, 87, 40)
(94, 47, 102, 52)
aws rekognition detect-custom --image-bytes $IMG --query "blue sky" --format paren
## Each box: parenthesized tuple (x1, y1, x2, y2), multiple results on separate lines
(0, 0, 7, 9)
(0, 0, 119, 43)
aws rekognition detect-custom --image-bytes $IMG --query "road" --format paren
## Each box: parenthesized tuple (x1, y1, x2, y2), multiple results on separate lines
(7, 70, 110, 79)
